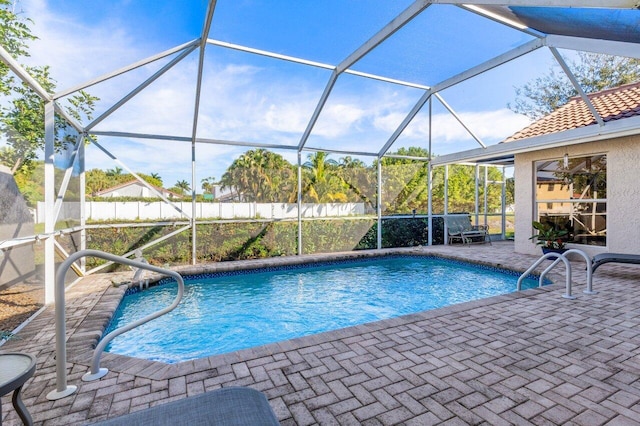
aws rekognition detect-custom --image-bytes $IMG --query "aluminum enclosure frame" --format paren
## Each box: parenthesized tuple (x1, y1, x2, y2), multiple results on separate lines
(0, 1, 639, 304)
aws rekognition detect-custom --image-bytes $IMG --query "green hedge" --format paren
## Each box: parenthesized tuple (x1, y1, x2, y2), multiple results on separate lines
(84, 218, 445, 269)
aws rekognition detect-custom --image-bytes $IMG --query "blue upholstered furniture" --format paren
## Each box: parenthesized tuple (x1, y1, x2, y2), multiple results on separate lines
(92, 387, 280, 426)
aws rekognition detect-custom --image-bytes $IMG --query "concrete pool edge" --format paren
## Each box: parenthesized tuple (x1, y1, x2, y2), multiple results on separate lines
(66, 246, 563, 381)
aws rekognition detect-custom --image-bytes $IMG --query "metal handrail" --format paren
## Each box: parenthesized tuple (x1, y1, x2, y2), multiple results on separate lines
(46, 249, 184, 400)
(517, 248, 596, 299)
(559, 249, 596, 295)
(517, 252, 575, 299)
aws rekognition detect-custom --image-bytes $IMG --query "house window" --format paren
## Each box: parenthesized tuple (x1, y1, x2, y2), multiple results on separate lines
(535, 154, 606, 246)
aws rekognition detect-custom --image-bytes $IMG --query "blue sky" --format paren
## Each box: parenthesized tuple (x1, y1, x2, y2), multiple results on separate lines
(14, 0, 567, 190)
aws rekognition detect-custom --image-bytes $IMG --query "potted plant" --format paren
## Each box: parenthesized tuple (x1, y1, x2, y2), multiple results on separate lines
(529, 221, 568, 255)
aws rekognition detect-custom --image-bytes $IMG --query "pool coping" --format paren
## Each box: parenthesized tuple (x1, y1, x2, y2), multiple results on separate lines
(65, 247, 562, 382)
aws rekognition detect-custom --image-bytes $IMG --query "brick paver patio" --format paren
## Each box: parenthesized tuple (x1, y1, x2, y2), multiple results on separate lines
(2, 242, 640, 425)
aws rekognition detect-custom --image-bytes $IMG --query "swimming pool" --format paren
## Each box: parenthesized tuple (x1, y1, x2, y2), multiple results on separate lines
(105, 256, 543, 363)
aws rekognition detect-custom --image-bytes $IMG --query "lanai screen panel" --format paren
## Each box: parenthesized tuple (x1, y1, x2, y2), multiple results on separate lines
(27, 3, 205, 91)
(351, 5, 536, 87)
(304, 73, 425, 154)
(208, 1, 413, 65)
(53, 120, 82, 230)
(196, 46, 329, 146)
(87, 52, 200, 138)
(83, 136, 193, 220)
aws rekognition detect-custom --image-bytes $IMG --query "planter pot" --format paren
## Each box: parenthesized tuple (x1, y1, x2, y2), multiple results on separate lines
(541, 247, 567, 260)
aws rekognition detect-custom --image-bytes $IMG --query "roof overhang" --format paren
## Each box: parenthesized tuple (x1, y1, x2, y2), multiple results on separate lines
(432, 114, 640, 166)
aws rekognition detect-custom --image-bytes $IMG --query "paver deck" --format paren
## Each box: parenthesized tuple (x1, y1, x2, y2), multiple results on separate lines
(2, 242, 640, 425)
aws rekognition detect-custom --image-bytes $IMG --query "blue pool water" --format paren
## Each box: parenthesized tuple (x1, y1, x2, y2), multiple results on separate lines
(105, 256, 542, 363)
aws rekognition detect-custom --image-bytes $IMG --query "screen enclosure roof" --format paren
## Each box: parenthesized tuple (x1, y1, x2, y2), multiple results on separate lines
(4, 1, 640, 169)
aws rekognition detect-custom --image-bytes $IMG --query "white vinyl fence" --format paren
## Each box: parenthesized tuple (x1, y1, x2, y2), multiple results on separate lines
(36, 201, 366, 223)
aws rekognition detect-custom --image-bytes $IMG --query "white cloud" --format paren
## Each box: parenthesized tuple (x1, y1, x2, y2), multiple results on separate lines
(314, 103, 366, 138)
(22, 0, 141, 90)
(400, 108, 532, 144)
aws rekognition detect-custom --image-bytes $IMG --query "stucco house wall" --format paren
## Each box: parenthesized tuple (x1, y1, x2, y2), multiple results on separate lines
(514, 134, 640, 257)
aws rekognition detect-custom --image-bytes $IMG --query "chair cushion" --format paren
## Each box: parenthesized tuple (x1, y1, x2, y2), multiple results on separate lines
(91, 387, 280, 426)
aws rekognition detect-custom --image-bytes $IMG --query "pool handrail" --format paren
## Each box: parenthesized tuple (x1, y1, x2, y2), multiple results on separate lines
(517, 252, 574, 299)
(516, 248, 595, 298)
(552, 249, 596, 295)
(46, 249, 184, 401)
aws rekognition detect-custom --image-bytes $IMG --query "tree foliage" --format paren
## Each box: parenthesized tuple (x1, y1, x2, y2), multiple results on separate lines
(220, 149, 296, 202)
(217, 147, 505, 215)
(85, 168, 163, 196)
(509, 52, 640, 120)
(0, 1, 98, 175)
(171, 179, 191, 195)
(0, 0, 35, 95)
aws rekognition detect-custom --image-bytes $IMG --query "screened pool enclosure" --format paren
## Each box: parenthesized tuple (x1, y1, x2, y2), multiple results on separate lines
(1, 1, 640, 305)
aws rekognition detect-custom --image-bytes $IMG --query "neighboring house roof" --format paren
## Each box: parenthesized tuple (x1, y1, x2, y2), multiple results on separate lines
(94, 180, 183, 198)
(505, 81, 640, 142)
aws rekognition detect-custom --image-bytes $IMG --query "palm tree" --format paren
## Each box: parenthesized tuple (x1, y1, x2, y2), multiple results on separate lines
(106, 166, 123, 176)
(173, 179, 191, 195)
(220, 149, 294, 202)
(201, 176, 216, 194)
(150, 172, 163, 186)
(337, 156, 375, 210)
(302, 152, 346, 203)
(338, 156, 365, 169)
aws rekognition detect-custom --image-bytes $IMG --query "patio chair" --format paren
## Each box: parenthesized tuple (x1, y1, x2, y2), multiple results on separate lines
(592, 253, 640, 273)
(445, 215, 491, 246)
(92, 387, 280, 425)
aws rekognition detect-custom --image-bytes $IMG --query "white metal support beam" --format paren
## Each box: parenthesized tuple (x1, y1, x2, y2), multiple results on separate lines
(88, 137, 192, 218)
(189, 1, 217, 265)
(53, 103, 84, 133)
(0, 44, 51, 101)
(544, 35, 640, 59)
(435, 93, 486, 148)
(53, 134, 85, 222)
(90, 130, 411, 159)
(54, 39, 200, 99)
(297, 152, 303, 255)
(378, 91, 432, 157)
(431, 38, 544, 93)
(208, 38, 430, 90)
(376, 159, 382, 249)
(86, 45, 197, 131)
(297, 70, 339, 150)
(549, 47, 605, 127)
(201, 1, 217, 42)
(423, 1, 640, 7)
(79, 140, 87, 272)
(379, 38, 542, 158)
(427, 96, 433, 246)
(299, 0, 431, 151)
(475, 165, 480, 223)
(207, 39, 334, 70)
(432, 114, 640, 166)
(337, 0, 432, 73)
(443, 164, 449, 244)
(501, 166, 507, 239)
(44, 101, 55, 304)
(483, 166, 488, 227)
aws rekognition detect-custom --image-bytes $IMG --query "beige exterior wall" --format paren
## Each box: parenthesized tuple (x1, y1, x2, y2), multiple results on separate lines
(514, 134, 640, 257)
